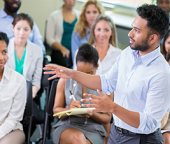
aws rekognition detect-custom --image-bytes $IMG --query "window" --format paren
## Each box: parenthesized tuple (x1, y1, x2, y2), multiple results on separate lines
(99, 0, 155, 7)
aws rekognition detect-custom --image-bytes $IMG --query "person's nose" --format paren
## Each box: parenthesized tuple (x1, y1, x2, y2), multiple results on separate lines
(128, 28, 133, 38)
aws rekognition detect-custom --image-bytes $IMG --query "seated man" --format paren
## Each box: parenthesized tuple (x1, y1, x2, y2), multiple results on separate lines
(0, 0, 46, 54)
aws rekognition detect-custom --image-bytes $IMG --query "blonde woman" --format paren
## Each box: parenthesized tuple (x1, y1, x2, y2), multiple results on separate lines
(71, 0, 104, 66)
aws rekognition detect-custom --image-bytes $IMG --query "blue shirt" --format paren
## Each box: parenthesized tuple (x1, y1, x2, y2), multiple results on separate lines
(0, 8, 46, 54)
(100, 46, 170, 134)
(71, 27, 91, 63)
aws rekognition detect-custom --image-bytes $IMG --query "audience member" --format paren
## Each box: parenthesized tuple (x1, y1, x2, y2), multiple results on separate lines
(71, 0, 104, 64)
(157, 0, 170, 44)
(46, 0, 80, 67)
(162, 29, 170, 58)
(166, 49, 170, 64)
(0, 0, 46, 54)
(0, 32, 26, 144)
(44, 4, 170, 144)
(7, 13, 43, 98)
(74, 14, 122, 75)
(52, 43, 111, 144)
(6, 13, 43, 140)
(161, 45, 170, 144)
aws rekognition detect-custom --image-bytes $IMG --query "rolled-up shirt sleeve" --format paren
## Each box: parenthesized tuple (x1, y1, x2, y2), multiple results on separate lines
(0, 76, 26, 139)
(138, 73, 170, 134)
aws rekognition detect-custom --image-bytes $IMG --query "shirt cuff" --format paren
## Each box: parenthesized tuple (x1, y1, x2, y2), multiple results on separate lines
(138, 112, 147, 132)
(100, 75, 111, 95)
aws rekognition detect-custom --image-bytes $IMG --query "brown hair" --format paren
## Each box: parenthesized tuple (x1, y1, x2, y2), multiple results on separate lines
(74, 0, 105, 39)
(12, 13, 34, 30)
(88, 14, 118, 47)
(162, 29, 170, 58)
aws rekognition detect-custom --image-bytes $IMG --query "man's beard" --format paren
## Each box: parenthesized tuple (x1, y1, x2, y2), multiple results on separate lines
(5, 2, 20, 13)
(129, 37, 150, 52)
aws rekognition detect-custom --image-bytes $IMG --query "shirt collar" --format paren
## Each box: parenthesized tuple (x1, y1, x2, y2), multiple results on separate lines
(2, 65, 10, 81)
(0, 8, 8, 18)
(131, 47, 161, 66)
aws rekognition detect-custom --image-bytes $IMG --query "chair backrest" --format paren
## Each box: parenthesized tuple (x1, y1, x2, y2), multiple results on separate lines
(47, 79, 59, 115)
(24, 81, 33, 117)
(41, 57, 49, 88)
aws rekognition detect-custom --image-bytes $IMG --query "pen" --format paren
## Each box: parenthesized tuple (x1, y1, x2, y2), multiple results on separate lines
(69, 90, 82, 107)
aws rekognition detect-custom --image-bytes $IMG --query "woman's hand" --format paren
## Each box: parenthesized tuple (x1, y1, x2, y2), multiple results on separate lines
(81, 113, 93, 118)
(70, 101, 81, 108)
(61, 47, 70, 59)
(44, 64, 73, 80)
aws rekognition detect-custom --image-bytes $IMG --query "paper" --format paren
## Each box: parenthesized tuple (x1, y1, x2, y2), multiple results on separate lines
(53, 107, 96, 118)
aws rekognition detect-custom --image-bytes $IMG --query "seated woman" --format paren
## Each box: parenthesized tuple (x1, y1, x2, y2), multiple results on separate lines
(46, 0, 80, 67)
(71, 0, 105, 67)
(6, 13, 43, 139)
(7, 13, 43, 98)
(0, 32, 26, 144)
(52, 43, 111, 144)
(161, 49, 170, 144)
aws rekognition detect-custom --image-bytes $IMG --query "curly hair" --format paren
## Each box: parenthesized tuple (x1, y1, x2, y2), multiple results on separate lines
(137, 4, 169, 40)
(88, 14, 118, 47)
(0, 32, 9, 46)
(76, 43, 99, 68)
(74, 0, 105, 39)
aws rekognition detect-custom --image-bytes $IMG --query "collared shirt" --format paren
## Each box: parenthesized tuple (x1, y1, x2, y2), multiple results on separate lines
(71, 27, 91, 63)
(0, 65, 26, 139)
(0, 8, 46, 54)
(100, 46, 170, 134)
(73, 44, 122, 75)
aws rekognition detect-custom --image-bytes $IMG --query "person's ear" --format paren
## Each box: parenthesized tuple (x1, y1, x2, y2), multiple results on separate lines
(12, 25, 15, 32)
(148, 34, 158, 45)
(96, 64, 99, 70)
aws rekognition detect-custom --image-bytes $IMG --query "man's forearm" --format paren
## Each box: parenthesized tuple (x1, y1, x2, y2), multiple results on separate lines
(72, 70, 102, 91)
(112, 103, 140, 128)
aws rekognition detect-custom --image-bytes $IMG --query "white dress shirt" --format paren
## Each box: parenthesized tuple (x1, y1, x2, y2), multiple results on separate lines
(74, 44, 122, 75)
(0, 65, 26, 139)
(100, 46, 170, 134)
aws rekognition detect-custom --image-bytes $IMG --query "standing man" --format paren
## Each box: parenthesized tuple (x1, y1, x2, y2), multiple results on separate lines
(44, 4, 170, 143)
(0, 0, 46, 54)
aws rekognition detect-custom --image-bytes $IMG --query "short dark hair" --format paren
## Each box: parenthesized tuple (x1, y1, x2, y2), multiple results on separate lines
(0, 32, 9, 46)
(12, 13, 34, 30)
(137, 4, 169, 40)
(76, 43, 99, 68)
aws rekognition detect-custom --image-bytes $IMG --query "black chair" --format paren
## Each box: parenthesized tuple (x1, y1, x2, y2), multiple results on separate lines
(34, 57, 50, 139)
(23, 81, 33, 144)
(42, 79, 59, 144)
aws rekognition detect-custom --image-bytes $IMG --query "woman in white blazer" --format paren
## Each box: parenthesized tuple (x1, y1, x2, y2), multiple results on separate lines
(7, 13, 43, 98)
(46, 0, 80, 67)
(0, 32, 26, 144)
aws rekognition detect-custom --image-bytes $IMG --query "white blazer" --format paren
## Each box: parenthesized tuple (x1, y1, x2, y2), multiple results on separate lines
(7, 37, 43, 89)
(46, 8, 80, 46)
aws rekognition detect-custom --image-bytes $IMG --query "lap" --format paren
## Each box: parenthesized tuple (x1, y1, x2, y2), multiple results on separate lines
(0, 130, 25, 144)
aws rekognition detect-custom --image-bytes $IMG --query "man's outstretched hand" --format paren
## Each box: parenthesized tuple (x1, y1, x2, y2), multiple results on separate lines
(43, 64, 73, 80)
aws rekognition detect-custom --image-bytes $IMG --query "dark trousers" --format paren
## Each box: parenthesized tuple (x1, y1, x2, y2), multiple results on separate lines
(51, 49, 72, 68)
(107, 123, 164, 144)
